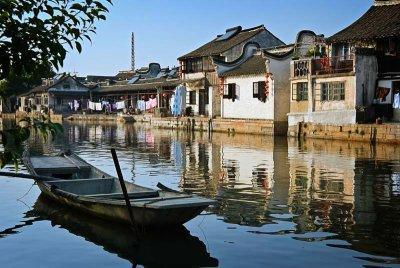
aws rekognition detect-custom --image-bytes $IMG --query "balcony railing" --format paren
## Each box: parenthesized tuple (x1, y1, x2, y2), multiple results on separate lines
(293, 59, 310, 78)
(312, 56, 354, 75)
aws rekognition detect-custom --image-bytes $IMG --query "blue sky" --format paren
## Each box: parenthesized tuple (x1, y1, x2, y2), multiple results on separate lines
(61, 0, 373, 76)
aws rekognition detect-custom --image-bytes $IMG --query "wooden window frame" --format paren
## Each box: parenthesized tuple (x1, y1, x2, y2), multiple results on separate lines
(223, 83, 236, 101)
(321, 82, 345, 101)
(253, 81, 266, 102)
(189, 91, 196, 105)
(204, 88, 209, 105)
(253, 82, 259, 98)
(292, 82, 308, 101)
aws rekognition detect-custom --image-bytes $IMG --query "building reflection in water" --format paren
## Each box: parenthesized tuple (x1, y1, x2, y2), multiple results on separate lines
(26, 121, 400, 258)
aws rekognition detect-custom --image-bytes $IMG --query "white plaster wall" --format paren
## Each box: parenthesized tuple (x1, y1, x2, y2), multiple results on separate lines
(268, 57, 291, 122)
(222, 74, 274, 120)
(315, 75, 356, 111)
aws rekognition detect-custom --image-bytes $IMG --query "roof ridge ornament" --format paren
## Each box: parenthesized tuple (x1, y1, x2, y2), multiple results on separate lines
(374, 0, 400, 6)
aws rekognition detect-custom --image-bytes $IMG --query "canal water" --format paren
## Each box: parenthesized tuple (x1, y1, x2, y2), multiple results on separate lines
(0, 121, 399, 267)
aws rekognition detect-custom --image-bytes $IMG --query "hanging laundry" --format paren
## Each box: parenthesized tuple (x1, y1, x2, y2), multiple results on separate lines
(95, 102, 102, 111)
(172, 85, 186, 117)
(393, 93, 400, 109)
(170, 95, 175, 111)
(147, 97, 157, 110)
(116, 101, 125, 110)
(137, 100, 146, 111)
(88, 101, 95, 110)
(74, 100, 79, 111)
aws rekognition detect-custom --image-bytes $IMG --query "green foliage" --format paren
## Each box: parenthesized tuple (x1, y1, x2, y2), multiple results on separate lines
(0, 117, 63, 169)
(306, 45, 322, 58)
(0, 0, 110, 168)
(0, 0, 112, 94)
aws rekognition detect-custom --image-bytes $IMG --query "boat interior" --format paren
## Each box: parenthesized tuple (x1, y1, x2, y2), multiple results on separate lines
(28, 155, 161, 200)
(49, 178, 160, 200)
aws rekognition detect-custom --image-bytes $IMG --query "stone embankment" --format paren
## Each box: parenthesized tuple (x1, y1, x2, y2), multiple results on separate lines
(3, 112, 400, 144)
(288, 122, 400, 144)
(133, 116, 280, 135)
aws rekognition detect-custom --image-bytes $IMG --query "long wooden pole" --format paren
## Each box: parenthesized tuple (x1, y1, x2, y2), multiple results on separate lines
(110, 148, 140, 240)
(0, 171, 57, 182)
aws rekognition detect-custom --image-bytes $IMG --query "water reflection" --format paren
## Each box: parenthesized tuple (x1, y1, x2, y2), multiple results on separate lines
(22, 195, 218, 267)
(11, 120, 400, 265)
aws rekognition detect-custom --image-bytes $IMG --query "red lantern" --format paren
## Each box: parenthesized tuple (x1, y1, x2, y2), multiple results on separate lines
(219, 77, 225, 96)
(265, 73, 270, 97)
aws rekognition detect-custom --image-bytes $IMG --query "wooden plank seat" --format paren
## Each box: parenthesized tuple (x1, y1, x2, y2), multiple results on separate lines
(30, 156, 91, 174)
(47, 178, 160, 200)
(84, 191, 160, 200)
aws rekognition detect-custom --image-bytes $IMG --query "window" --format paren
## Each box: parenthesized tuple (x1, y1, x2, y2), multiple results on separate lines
(180, 61, 186, 73)
(253, 81, 266, 102)
(204, 88, 209, 105)
(223, 83, 236, 101)
(43, 96, 49, 105)
(321, 82, 345, 101)
(185, 58, 203, 73)
(189, 91, 196, 105)
(292, 82, 308, 101)
(202, 57, 214, 72)
(63, 83, 71, 89)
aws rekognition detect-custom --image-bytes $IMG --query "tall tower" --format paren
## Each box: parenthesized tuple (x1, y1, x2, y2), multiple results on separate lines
(131, 32, 135, 71)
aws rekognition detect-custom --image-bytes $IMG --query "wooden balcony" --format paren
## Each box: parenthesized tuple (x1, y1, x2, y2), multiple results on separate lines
(312, 56, 354, 75)
(292, 59, 310, 78)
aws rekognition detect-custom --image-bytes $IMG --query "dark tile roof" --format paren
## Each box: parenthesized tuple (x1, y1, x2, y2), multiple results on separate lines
(264, 44, 295, 58)
(86, 75, 116, 82)
(94, 78, 181, 94)
(178, 25, 266, 60)
(20, 75, 90, 97)
(328, 3, 400, 43)
(115, 70, 135, 80)
(220, 54, 266, 77)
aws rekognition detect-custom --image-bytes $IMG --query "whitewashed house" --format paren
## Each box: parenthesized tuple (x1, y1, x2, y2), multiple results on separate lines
(178, 25, 285, 117)
(288, 1, 400, 137)
(213, 42, 294, 135)
(18, 74, 90, 114)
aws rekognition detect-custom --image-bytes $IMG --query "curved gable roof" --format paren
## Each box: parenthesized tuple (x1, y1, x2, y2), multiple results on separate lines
(178, 25, 266, 60)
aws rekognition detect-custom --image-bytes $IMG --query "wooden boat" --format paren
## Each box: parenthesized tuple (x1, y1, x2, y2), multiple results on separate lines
(22, 152, 215, 226)
(22, 195, 218, 267)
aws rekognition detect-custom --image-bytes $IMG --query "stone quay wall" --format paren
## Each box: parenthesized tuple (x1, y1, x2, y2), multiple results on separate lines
(134, 116, 281, 136)
(288, 122, 400, 144)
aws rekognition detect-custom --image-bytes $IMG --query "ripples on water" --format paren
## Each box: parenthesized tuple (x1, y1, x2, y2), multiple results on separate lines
(0, 121, 399, 267)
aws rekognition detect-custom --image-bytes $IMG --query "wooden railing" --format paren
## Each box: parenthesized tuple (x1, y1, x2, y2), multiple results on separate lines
(293, 59, 310, 77)
(312, 56, 354, 75)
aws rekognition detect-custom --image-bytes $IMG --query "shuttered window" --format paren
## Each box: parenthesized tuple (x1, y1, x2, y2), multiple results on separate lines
(253, 81, 266, 102)
(223, 83, 236, 101)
